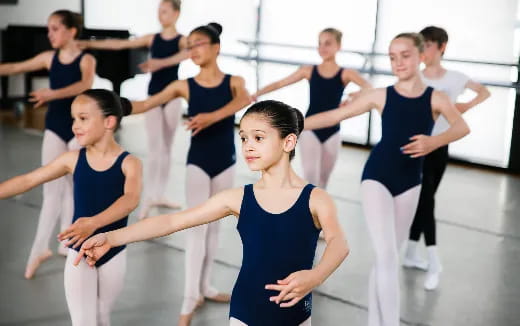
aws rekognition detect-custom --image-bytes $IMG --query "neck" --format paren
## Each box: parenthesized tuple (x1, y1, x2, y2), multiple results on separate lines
(162, 24, 177, 35)
(321, 57, 338, 65)
(396, 73, 426, 92)
(59, 40, 80, 54)
(198, 61, 222, 79)
(88, 135, 120, 156)
(423, 61, 446, 78)
(259, 156, 301, 189)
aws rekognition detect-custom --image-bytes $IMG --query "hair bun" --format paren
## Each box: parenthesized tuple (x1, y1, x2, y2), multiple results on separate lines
(292, 107, 304, 136)
(207, 22, 223, 36)
(119, 97, 132, 116)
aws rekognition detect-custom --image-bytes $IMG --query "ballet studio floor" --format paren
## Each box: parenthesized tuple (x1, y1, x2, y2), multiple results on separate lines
(1, 114, 519, 326)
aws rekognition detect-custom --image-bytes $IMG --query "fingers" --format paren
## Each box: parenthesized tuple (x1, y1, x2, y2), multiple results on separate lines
(65, 235, 81, 247)
(272, 283, 294, 304)
(72, 237, 87, 249)
(280, 297, 301, 308)
(73, 249, 85, 266)
(265, 284, 285, 292)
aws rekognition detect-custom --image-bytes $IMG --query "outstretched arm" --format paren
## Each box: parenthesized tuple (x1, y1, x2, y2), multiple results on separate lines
(305, 88, 384, 130)
(74, 187, 243, 266)
(58, 155, 143, 248)
(131, 79, 186, 114)
(185, 75, 251, 135)
(0, 51, 52, 76)
(266, 188, 349, 307)
(0, 151, 76, 199)
(253, 66, 311, 100)
(77, 34, 153, 50)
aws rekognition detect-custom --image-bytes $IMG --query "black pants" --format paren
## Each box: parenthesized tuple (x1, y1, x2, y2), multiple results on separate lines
(409, 145, 449, 246)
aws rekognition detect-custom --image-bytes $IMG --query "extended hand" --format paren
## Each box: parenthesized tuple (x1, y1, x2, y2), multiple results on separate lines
(184, 112, 217, 136)
(58, 217, 98, 249)
(264, 270, 319, 308)
(29, 88, 54, 108)
(73, 233, 111, 267)
(401, 134, 438, 158)
(138, 58, 164, 73)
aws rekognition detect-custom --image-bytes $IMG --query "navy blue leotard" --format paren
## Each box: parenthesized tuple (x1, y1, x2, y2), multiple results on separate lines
(71, 148, 130, 267)
(47, 50, 85, 143)
(186, 74, 235, 178)
(361, 86, 435, 196)
(148, 33, 182, 96)
(306, 66, 345, 143)
(230, 184, 320, 325)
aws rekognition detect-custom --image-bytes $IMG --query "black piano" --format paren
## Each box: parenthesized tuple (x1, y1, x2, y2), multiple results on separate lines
(1, 25, 148, 106)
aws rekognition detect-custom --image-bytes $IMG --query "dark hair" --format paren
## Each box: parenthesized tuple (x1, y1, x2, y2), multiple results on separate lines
(81, 89, 132, 131)
(241, 100, 304, 160)
(190, 22, 223, 44)
(420, 26, 449, 54)
(321, 27, 342, 44)
(394, 32, 425, 53)
(162, 0, 181, 11)
(51, 10, 83, 39)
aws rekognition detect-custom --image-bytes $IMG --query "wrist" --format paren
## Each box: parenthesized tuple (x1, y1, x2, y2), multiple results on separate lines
(310, 268, 326, 286)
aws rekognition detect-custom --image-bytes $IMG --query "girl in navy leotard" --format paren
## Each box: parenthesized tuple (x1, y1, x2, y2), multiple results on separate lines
(130, 22, 251, 326)
(79, 0, 189, 217)
(0, 10, 96, 279)
(0, 89, 142, 325)
(305, 33, 470, 326)
(253, 28, 371, 189)
(76, 100, 349, 326)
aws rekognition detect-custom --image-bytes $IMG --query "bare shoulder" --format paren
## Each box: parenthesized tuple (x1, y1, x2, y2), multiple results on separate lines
(121, 154, 142, 174)
(230, 75, 246, 86)
(217, 187, 245, 216)
(309, 187, 334, 207)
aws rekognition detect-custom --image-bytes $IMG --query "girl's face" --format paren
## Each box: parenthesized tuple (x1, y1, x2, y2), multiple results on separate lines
(187, 33, 219, 66)
(71, 95, 116, 146)
(47, 15, 76, 49)
(422, 40, 445, 66)
(318, 32, 340, 60)
(158, 1, 179, 27)
(239, 114, 296, 171)
(389, 37, 423, 81)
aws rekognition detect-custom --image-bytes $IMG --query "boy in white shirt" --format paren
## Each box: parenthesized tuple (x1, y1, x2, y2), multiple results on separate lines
(404, 26, 490, 290)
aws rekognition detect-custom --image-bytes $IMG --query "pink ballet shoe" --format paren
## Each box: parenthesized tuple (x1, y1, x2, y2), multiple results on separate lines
(24, 249, 53, 279)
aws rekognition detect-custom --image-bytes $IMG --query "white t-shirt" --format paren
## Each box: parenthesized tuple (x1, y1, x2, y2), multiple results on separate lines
(421, 70, 470, 136)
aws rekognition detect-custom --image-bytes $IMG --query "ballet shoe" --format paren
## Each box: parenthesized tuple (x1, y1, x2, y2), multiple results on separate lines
(177, 312, 194, 326)
(24, 249, 53, 279)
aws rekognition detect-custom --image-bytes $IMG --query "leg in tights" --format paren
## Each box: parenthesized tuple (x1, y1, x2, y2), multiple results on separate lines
(319, 132, 341, 189)
(157, 99, 183, 202)
(65, 249, 127, 326)
(299, 131, 322, 187)
(58, 137, 81, 255)
(26, 130, 68, 278)
(200, 165, 235, 297)
(143, 106, 167, 204)
(361, 180, 421, 326)
(97, 250, 127, 326)
(182, 165, 235, 315)
(64, 249, 97, 326)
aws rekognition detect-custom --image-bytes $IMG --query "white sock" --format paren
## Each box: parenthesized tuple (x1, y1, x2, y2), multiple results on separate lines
(427, 246, 442, 273)
(405, 240, 420, 259)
